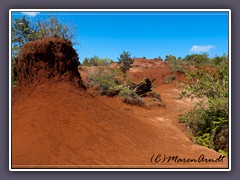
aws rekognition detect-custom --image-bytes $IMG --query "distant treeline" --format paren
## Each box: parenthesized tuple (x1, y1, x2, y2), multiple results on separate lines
(164, 53, 228, 67)
(82, 56, 114, 66)
(82, 52, 228, 67)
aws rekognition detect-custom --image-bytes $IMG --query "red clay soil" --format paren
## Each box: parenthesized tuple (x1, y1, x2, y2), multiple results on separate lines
(127, 58, 185, 86)
(12, 82, 228, 168)
(12, 41, 228, 168)
(14, 36, 83, 89)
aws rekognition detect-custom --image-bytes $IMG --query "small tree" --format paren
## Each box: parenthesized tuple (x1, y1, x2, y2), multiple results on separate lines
(88, 55, 99, 66)
(184, 53, 210, 66)
(82, 56, 113, 67)
(165, 55, 177, 62)
(12, 16, 38, 58)
(117, 51, 134, 73)
(35, 16, 76, 43)
(97, 58, 113, 66)
(82, 57, 89, 66)
(211, 54, 228, 66)
(12, 16, 77, 59)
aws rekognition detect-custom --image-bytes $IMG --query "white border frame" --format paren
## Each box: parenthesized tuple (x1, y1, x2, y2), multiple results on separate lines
(9, 9, 231, 171)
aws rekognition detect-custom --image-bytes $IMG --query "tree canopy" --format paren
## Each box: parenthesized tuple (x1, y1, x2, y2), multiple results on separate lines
(117, 51, 134, 73)
(11, 16, 76, 59)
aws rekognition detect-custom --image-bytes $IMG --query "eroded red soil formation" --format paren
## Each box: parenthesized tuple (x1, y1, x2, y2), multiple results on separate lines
(14, 36, 83, 88)
(12, 38, 228, 168)
(127, 58, 185, 86)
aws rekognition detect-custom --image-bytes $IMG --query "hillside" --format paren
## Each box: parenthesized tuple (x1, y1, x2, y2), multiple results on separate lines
(12, 37, 228, 168)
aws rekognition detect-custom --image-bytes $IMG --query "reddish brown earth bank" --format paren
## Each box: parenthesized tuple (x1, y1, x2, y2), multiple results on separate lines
(12, 37, 228, 168)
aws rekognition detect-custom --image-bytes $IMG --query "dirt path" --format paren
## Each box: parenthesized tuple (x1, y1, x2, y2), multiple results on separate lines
(92, 83, 228, 168)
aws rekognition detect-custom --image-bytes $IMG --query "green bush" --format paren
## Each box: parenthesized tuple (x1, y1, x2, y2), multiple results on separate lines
(179, 59, 228, 155)
(87, 67, 146, 106)
(163, 74, 176, 84)
(168, 62, 186, 74)
(12, 16, 77, 58)
(117, 51, 134, 73)
(145, 90, 161, 100)
(87, 66, 164, 108)
(211, 54, 228, 66)
(11, 60, 17, 88)
(119, 87, 145, 106)
(166, 57, 189, 77)
(82, 56, 113, 66)
(180, 98, 228, 153)
(165, 55, 177, 62)
(183, 66, 228, 99)
(87, 68, 121, 96)
(184, 53, 211, 66)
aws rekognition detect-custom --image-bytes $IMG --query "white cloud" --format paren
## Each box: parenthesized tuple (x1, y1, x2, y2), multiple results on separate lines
(189, 45, 215, 53)
(21, 12, 40, 17)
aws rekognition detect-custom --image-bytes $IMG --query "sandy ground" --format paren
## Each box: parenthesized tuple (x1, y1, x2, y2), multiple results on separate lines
(12, 59, 228, 169)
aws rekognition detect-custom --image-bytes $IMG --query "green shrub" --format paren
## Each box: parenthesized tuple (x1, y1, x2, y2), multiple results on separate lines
(11, 60, 17, 88)
(145, 90, 161, 99)
(178, 115, 186, 123)
(163, 74, 176, 84)
(181, 98, 228, 152)
(87, 67, 161, 108)
(82, 56, 113, 67)
(119, 87, 144, 106)
(183, 66, 228, 99)
(211, 54, 228, 66)
(87, 68, 121, 96)
(179, 59, 228, 154)
(117, 51, 134, 73)
(165, 55, 176, 62)
(86, 67, 145, 107)
(169, 63, 186, 74)
(184, 53, 211, 66)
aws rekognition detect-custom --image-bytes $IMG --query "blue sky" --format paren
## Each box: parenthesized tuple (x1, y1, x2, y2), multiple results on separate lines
(12, 11, 229, 62)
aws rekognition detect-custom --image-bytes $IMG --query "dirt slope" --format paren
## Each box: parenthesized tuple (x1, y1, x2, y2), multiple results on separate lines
(127, 58, 185, 86)
(12, 82, 228, 168)
(12, 39, 228, 168)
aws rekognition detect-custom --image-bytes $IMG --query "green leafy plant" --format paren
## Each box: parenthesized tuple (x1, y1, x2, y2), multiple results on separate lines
(168, 62, 186, 74)
(87, 68, 121, 96)
(184, 53, 212, 67)
(86, 67, 147, 107)
(35, 16, 77, 43)
(145, 90, 161, 100)
(179, 58, 229, 154)
(178, 115, 186, 123)
(165, 55, 177, 62)
(12, 16, 38, 58)
(119, 87, 144, 106)
(82, 56, 113, 66)
(12, 16, 77, 59)
(117, 51, 134, 73)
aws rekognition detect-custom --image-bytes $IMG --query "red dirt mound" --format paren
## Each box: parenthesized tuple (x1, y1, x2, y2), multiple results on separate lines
(14, 36, 83, 88)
